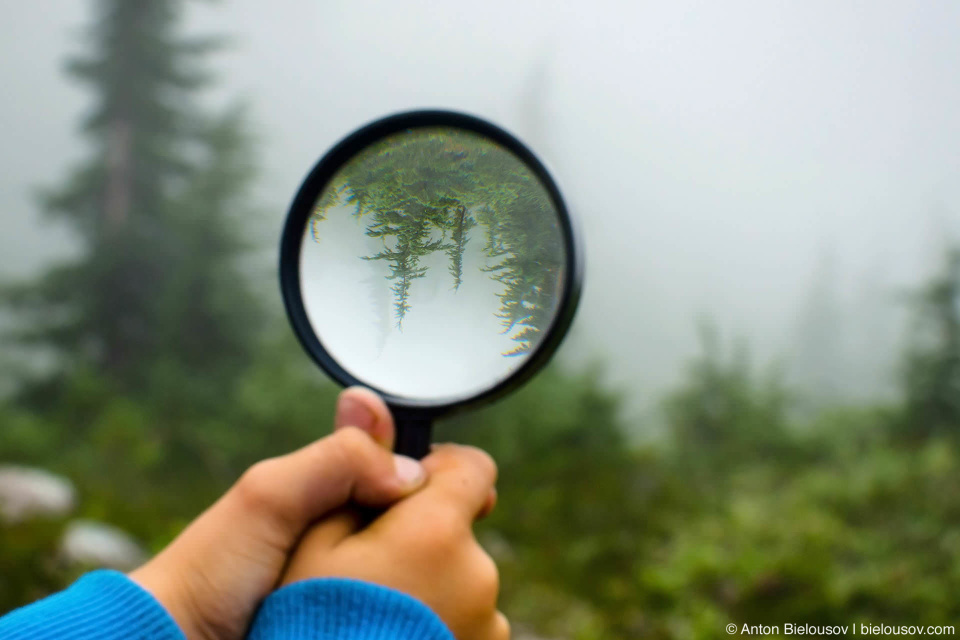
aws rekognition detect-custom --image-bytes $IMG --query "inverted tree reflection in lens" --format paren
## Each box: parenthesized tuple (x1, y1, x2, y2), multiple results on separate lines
(300, 127, 565, 400)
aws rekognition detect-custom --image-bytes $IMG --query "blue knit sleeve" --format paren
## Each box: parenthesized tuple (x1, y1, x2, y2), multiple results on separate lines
(248, 578, 454, 640)
(0, 572, 453, 640)
(0, 570, 185, 640)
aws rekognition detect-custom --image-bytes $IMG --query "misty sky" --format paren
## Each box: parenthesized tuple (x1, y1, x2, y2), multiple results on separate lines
(3, 0, 959, 414)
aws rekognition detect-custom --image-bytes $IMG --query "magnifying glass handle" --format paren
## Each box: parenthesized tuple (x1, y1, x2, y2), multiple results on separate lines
(393, 413, 433, 460)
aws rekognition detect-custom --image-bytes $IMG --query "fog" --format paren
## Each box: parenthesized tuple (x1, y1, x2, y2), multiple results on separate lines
(3, 0, 959, 419)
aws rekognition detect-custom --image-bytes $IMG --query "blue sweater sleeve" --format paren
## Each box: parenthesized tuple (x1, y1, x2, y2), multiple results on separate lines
(248, 578, 454, 640)
(0, 571, 453, 640)
(0, 570, 184, 639)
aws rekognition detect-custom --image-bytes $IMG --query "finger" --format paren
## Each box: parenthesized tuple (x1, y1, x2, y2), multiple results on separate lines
(226, 426, 425, 548)
(293, 508, 362, 552)
(467, 611, 510, 640)
(414, 444, 498, 521)
(478, 488, 498, 520)
(489, 611, 511, 640)
(334, 386, 395, 449)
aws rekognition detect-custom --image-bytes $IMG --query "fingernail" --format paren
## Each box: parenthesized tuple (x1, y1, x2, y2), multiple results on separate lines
(336, 394, 376, 431)
(393, 454, 425, 488)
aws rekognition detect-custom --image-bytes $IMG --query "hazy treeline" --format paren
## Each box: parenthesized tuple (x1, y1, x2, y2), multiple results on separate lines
(1, 2, 959, 639)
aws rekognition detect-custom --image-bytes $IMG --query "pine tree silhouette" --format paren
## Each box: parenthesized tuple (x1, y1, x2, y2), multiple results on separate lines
(445, 203, 477, 290)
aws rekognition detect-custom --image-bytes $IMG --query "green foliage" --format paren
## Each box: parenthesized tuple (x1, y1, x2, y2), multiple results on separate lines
(0, 517, 73, 613)
(0, 336, 339, 550)
(664, 322, 793, 467)
(636, 425, 960, 639)
(311, 128, 564, 349)
(6, 338, 960, 637)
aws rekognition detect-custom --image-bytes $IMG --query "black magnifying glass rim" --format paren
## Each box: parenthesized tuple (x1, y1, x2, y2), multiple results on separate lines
(279, 109, 584, 417)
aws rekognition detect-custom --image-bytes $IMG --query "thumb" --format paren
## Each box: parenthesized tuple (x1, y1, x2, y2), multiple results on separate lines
(225, 426, 424, 546)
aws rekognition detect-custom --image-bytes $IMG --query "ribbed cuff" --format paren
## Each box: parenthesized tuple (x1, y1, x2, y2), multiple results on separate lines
(249, 578, 454, 640)
(0, 569, 185, 640)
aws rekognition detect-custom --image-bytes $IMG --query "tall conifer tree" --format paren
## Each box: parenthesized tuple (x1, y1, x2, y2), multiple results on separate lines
(3, 0, 261, 396)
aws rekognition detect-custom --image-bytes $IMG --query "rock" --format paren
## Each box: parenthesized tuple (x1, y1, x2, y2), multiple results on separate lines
(0, 466, 76, 524)
(60, 520, 146, 570)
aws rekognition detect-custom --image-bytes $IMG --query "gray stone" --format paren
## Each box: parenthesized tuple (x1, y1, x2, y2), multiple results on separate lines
(60, 520, 146, 570)
(0, 465, 76, 524)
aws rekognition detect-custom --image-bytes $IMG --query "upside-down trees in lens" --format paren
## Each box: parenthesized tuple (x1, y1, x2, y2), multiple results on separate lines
(308, 129, 564, 354)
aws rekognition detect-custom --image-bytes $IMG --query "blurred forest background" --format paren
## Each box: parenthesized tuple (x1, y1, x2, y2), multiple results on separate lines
(2, 1, 959, 639)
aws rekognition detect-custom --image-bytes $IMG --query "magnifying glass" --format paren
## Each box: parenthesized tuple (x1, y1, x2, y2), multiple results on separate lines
(279, 110, 582, 459)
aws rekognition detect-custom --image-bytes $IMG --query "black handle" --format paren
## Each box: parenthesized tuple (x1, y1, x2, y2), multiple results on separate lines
(393, 412, 434, 460)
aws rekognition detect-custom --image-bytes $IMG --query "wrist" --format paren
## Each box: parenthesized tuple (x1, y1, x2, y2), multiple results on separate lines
(129, 561, 212, 640)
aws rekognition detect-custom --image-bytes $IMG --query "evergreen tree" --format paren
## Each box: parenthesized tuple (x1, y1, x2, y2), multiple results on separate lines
(364, 210, 444, 327)
(479, 187, 563, 356)
(444, 203, 477, 290)
(846, 261, 900, 400)
(2, 0, 261, 398)
(902, 247, 960, 434)
(791, 249, 846, 405)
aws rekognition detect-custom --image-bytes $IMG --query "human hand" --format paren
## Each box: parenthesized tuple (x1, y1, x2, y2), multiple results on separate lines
(129, 387, 426, 640)
(281, 442, 508, 640)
